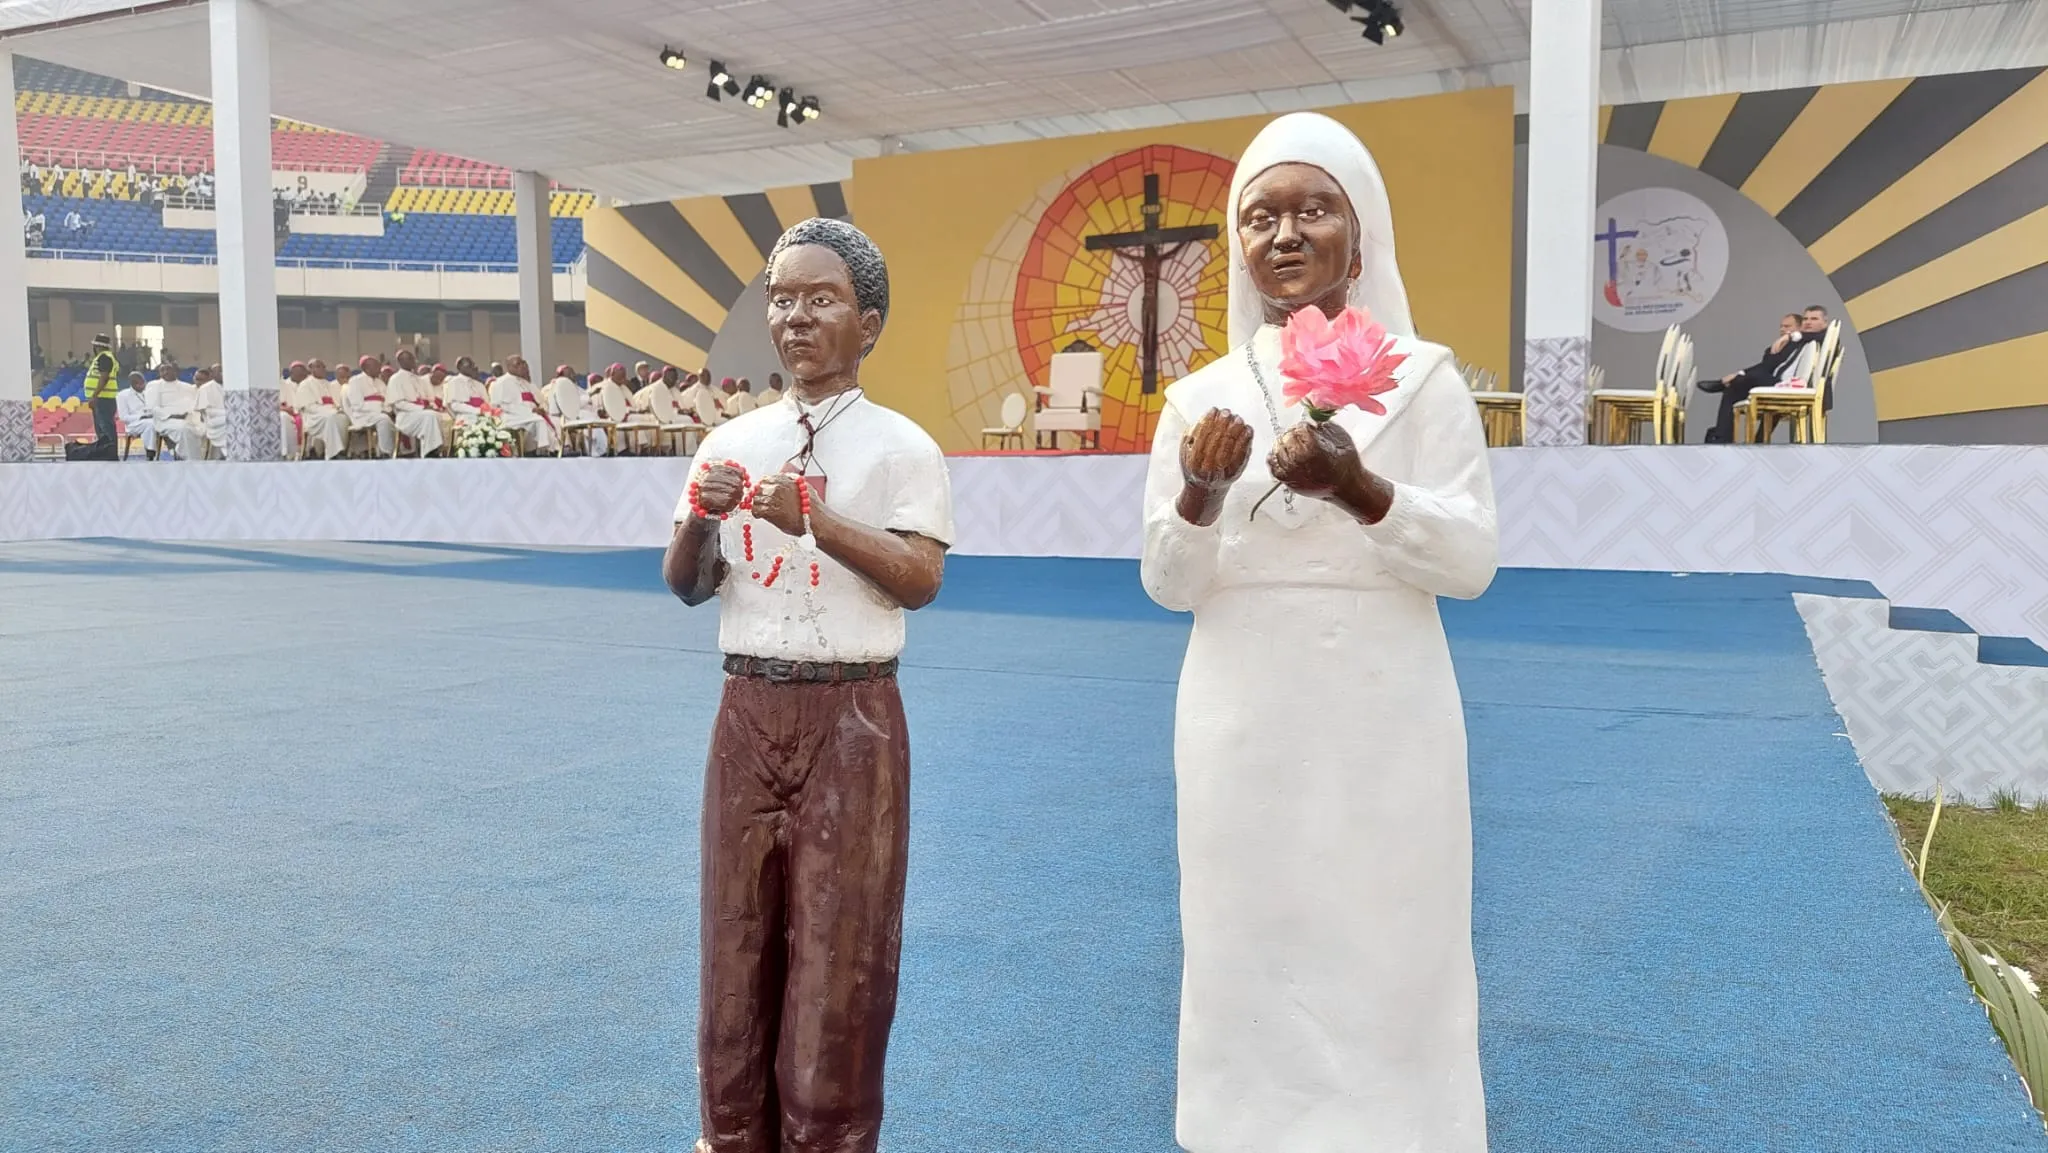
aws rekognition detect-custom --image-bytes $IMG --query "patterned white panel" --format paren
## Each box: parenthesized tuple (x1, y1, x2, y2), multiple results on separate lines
(1521, 336, 1589, 447)
(1795, 594, 2048, 804)
(1492, 446, 2048, 648)
(945, 456, 1146, 559)
(224, 387, 282, 462)
(0, 399, 30, 463)
(3, 446, 2047, 648)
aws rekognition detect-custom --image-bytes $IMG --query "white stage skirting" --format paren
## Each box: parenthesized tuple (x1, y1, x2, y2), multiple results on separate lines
(3, 445, 2044, 646)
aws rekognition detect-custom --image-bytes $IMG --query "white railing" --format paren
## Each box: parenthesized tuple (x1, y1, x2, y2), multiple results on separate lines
(24, 247, 577, 274)
(19, 146, 372, 177)
(156, 192, 383, 219)
(396, 167, 589, 195)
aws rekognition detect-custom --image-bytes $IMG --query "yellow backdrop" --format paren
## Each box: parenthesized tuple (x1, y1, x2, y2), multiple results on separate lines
(852, 88, 1514, 451)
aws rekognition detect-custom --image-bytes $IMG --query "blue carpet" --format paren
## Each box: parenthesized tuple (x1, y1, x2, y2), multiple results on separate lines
(0, 542, 2040, 1152)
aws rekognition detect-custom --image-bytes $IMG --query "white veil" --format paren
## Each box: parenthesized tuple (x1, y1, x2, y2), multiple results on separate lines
(1226, 112, 1414, 349)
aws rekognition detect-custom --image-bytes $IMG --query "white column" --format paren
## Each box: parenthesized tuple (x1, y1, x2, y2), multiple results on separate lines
(1521, 0, 1600, 446)
(210, 0, 282, 459)
(514, 171, 556, 376)
(0, 53, 34, 462)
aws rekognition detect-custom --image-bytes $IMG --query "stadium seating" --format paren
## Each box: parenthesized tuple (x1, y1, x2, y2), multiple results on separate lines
(24, 193, 586, 268)
(16, 58, 589, 267)
(383, 188, 595, 218)
(400, 149, 510, 188)
(11, 56, 197, 102)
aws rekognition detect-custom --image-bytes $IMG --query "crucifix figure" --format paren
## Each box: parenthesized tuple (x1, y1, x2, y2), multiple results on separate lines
(1084, 173, 1220, 394)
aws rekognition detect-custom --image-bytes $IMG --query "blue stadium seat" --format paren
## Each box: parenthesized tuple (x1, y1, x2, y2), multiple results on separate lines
(24, 195, 586, 267)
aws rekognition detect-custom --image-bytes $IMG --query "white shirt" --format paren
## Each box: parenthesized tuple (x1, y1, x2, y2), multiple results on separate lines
(720, 390, 758, 417)
(675, 394, 954, 663)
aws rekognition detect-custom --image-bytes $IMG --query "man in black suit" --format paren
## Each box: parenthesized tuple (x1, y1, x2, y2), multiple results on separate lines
(1699, 305, 1829, 442)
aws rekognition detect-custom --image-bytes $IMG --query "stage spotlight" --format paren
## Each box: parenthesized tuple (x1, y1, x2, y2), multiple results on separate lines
(799, 96, 821, 122)
(706, 60, 738, 100)
(743, 75, 773, 108)
(659, 46, 687, 70)
(777, 87, 796, 127)
(1353, 0, 1403, 43)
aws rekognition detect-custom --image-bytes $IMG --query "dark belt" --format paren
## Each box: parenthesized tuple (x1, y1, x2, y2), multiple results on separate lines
(723, 655, 898, 684)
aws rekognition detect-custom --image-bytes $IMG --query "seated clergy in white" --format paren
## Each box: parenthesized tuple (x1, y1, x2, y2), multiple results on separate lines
(546, 365, 590, 422)
(116, 371, 153, 458)
(672, 371, 707, 422)
(278, 361, 317, 461)
(590, 364, 638, 455)
(489, 355, 558, 454)
(719, 375, 758, 419)
(444, 357, 491, 422)
(192, 368, 227, 460)
(341, 358, 397, 456)
(296, 360, 350, 460)
(144, 362, 202, 460)
(385, 348, 448, 457)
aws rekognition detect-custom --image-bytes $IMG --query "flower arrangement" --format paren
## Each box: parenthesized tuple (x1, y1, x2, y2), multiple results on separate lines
(454, 412, 517, 458)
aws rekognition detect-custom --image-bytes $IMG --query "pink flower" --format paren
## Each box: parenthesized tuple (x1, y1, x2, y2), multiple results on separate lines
(1276, 305, 1408, 421)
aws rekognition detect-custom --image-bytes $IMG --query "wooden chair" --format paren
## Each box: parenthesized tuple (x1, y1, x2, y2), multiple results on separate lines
(1741, 321, 1839, 444)
(981, 393, 1029, 450)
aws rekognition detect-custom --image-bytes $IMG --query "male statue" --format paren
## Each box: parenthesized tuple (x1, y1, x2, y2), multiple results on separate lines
(663, 218, 953, 1153)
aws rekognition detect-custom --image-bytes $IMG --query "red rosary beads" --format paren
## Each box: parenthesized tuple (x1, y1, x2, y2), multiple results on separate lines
(687, 459, 751, 520)
(747, 473, 814, 589)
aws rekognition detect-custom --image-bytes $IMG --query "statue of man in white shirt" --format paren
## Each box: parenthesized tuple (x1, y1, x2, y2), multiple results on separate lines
(663, 218, 953, 1153)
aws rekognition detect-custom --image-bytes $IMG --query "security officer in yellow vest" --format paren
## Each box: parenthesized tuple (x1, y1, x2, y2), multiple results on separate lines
(73, 333, 122, 461)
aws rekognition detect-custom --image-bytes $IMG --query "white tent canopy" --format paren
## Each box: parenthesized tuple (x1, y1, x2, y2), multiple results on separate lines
(4, 0, 2044, 204)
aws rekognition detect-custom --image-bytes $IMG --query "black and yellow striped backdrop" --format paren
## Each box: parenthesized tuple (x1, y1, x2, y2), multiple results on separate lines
(584, 182, 851, 372)
(1583, 68, 2048, 428)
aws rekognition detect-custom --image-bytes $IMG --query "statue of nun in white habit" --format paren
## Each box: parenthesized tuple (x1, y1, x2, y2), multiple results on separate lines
(1140, 111, 1499, 1152)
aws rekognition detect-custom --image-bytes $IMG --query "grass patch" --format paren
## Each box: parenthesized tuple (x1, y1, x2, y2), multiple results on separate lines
(1886, 794, 2048, 985)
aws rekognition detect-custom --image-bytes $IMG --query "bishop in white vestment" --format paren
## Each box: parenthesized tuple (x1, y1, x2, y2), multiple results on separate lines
(1140, 112, 1497, 1153)
(341, 362, 397, 457)
(296, 368, 351, 460)
(387, 352, 449, 456)
(489, 356, 558, 454)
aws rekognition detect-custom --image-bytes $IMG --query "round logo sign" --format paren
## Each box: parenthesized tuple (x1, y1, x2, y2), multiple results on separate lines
(1591, 188, 1728, 332)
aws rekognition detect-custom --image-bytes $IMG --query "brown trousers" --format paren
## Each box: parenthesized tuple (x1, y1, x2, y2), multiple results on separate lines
(698, 674, 910, 1153)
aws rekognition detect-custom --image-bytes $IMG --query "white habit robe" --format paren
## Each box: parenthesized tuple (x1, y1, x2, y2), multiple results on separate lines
(342, 376, 397, 456)
(443, 373, 490, 422)
(1140, 112, 1497, 1153)
(295, 377, 351, 460)
(547, 375, 604, 456)
(275, 381, 306, 461)
(193, 379, 227, 460)
(115, 387, 152, 453)
(385, 368, 447, 456)
(590, 379, 635, 455)
(719, 388, 758, 419)
(489, 372, 557, 453)
(144, 377, 203, 460)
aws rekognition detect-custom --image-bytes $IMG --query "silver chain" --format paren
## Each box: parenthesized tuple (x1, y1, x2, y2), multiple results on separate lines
(1244, 343, 1295, 512)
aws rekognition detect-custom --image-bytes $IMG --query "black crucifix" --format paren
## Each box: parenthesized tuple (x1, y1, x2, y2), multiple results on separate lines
(1083, 173, 1219, 394)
